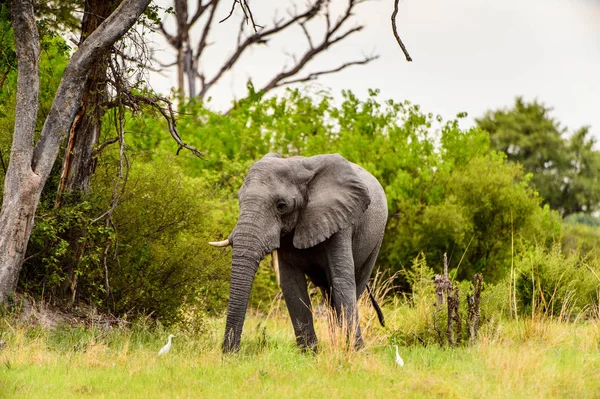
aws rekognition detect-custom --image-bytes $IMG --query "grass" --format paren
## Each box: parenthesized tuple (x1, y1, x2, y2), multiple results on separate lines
(1, 297, 600, 399)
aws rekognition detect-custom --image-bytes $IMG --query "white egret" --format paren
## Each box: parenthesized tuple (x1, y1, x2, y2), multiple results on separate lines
(394, 345, 404, 367)
(158, 334, 175, 356)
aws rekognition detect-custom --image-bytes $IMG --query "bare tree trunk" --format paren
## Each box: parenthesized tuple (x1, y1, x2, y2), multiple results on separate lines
(0, 0, 42, 300)
(0, 0, 151, 302)
(174, 0, 188, 102)
(57, 0, 117, 204)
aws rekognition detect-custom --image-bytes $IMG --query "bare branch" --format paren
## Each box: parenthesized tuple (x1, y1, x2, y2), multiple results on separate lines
(195, 0, 221, 63)
(100, 83, 203, 158)
(299, 22, 314, 49)
(155, 60, 179, 68)
(93, 137, 120, 156)
(0, 69, 10, 91)
(200, 0, 325, 98)
(219, 0, 238, 24)
(0, 148, 7, 176)
(136, 96, 204, 157)
(189, 0, 212, 26)
(391, 0, 412, 61)
(159, 22, 178, 47)
(108, 57, 127, 178)
(220, 0, 263, 32)
(239, 0, 263, 32)
(274, 55, 378, 88)
(262, 0, 368, 93)
(31, 0, 152, 179)
(236, 11, 245, 47)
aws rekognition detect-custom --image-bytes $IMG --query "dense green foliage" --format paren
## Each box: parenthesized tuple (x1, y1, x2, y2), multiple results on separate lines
(515, 243, 600, 318)
(0, 3, 70, 198)
(476, 97, 600, 216)
(22, 157, 231, 325)
(0, 16, 598, 325)
(131, 87, 560, 283)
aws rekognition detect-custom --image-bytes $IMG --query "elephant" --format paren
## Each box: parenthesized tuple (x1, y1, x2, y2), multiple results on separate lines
(210, 153, 388, 353)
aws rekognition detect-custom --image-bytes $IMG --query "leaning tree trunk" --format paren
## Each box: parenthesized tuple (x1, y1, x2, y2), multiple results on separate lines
(0, 0, 41, 297)
(56, 0, 118, 205)
(0, 0, 151, 303)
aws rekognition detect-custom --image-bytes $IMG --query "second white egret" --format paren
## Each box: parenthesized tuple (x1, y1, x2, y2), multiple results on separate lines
(158, 334, 175, 356)
(394, 344, 404, 367)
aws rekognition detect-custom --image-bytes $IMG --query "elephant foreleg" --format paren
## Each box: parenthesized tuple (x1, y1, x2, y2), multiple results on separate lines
(326, 230, 362, 348)
(279, 261, 318, 351)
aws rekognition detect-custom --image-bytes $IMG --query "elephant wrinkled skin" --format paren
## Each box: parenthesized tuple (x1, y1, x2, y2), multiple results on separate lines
(214, 153, 388, 353)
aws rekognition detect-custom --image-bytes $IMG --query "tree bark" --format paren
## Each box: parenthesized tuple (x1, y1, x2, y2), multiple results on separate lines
(174, 0, 189, 102)
(0, 0, 151, 302)
(0, 0, 41, 299)
(57, 0, 118, 205)
(57, 0, 118, 204)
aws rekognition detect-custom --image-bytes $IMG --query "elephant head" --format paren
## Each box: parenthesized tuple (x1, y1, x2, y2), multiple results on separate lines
(211, 153, 371, 352)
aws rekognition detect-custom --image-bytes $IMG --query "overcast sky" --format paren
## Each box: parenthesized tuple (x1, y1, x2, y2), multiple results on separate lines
(150, 0, 600, 140)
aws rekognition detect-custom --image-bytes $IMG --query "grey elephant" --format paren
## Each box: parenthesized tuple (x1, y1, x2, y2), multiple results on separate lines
(210, 153, 388, 353)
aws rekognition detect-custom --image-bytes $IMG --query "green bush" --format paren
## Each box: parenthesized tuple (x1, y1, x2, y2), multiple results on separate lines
(127, 89, 561, 283)
(389, 253, 509, 346)
(515, 243, 600, 319)
(561, 217, 600, 262)
(21, 154, 232, 325)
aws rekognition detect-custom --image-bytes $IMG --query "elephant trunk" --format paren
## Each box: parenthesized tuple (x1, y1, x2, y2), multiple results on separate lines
(223, 221, 274, 353)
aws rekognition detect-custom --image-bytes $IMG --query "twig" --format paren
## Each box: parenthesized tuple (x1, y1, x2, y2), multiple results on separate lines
(0, 147, 7, 175)
(391, 0, 412, 61)
(91, 57, 132, 224)
(0, 69, 9, 91)
(259, 0, 373, 94)
(195, 0, 221, 64)
(219, 0, 238, 24)
(274, 56, 378, 88)
(136, 96, 204, 157)
(102, 241, 111, 299)
(92, 137, 120, 157)
(220, 0, 263, 32)
(201, 0, 325, 98)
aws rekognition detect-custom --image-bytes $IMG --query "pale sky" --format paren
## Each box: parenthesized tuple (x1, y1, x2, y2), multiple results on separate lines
(150, 0, 600, 140)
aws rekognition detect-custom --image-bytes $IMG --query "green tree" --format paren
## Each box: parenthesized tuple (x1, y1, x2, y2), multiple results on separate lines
(476, 97, 600, 216)
(0, 0, 151, 302)
(128, 89, 560, 282)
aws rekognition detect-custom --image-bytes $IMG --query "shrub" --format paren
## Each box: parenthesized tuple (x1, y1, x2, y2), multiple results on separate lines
(21, 154, 232, 325)
(128, 89, 561, 283)
(515, 243, 600, 319)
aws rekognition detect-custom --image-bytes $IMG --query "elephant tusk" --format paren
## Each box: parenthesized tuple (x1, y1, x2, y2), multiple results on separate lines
(272, 249, 281, 287)
(208, 239, 231, 247)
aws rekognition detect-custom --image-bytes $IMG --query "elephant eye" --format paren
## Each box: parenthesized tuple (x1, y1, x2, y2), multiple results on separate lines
(276, 199, 288, 213)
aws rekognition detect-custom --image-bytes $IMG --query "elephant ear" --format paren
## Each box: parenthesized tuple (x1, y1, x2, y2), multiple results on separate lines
(293, 154, 371, 249)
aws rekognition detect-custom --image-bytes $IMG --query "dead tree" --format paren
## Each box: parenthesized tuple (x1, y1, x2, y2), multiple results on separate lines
(448, 285, 460, 346)
(0, 0, 151, 303)
(157, 0, 379, 101)
(433, 253, 461, 346)
(56, 0, 119, 205)
(467, 274, 483, 344)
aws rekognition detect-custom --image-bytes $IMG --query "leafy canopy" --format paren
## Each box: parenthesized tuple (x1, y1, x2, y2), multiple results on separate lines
(476, 97, 600, 216)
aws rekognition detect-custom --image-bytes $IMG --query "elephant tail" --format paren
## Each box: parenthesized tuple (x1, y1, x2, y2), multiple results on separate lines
(366, 284, 385, 327)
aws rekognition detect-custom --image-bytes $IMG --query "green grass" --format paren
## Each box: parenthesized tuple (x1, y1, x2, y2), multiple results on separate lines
(1, 306, 600, 399)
